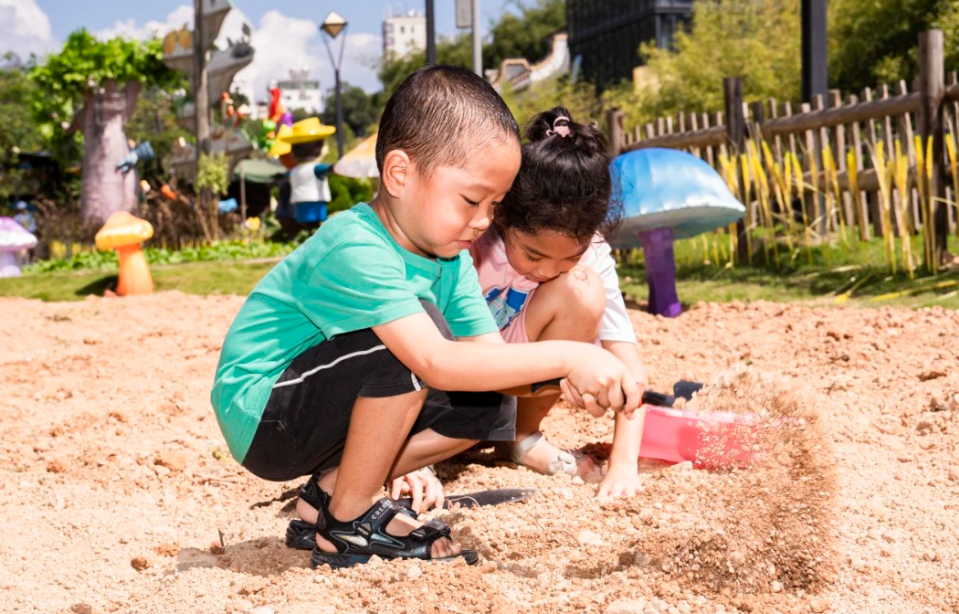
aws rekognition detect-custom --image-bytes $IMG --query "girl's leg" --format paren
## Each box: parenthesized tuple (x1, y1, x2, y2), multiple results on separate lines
(510, 265, 605, 475)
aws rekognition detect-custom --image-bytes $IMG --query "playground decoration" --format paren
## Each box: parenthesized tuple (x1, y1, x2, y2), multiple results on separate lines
(95, 212, 155, 296)
(29, 31, 180, 225)
(610, 148, 745, 317)
(268, 87, 284, 124)
(161, 0, 255, 179)
(333, 133, 379, 179)
(280, 118, 336, 224)
(268, 125, 293, 158)
(116, 142, 156, 174)
(0, 217, 38, 277)
(160, 184, 178, 201)
(268, 125, 298, 170)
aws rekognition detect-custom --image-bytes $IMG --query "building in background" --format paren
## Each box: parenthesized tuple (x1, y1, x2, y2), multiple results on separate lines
(273, 68, 323, 116)
(382, 10, 426, 60)
(567, 0, 694, 93)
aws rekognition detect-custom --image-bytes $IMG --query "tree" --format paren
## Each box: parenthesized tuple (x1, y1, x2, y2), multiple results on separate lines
(377, 0, 565, 103)
(0, 53, 44, 203)
(483, 0, 565, 71)
(321, 83, 378, 138)
(377, 34, 474, 103)
(829, 0, 957, 94)
(29, 30, 180, 226)
(613, 0, 800, 128)
(124, 86, 189, 180)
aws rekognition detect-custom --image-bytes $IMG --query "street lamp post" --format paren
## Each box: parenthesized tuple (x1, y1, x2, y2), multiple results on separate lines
(425, 0, 436, 65)
(321, 12, 348, 160)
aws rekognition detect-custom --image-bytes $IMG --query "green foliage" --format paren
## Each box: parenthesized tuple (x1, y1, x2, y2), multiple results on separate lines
(124, 87, 189, 179)
(377, 0, 565, 103)
(484, 0, 566, 70)
(500, 75, 604, 130)
(321, 82, 378, 138)
(28, 30, 179, 149)
(195, 153, 231, 196)
(24, 239, 297, 273)
(829, 0, 957, 93)
(0, 53, 43, 201)
(940, 1, 959, 73)
(617, 0, 800, 128)
(377, 34, 475, 102)
(327, 175, 373, 214)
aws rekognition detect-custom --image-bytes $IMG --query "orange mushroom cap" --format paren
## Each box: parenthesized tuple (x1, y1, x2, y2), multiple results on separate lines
(95, 212, 154, 251)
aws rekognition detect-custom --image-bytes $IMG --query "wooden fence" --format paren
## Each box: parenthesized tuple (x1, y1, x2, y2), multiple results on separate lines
(607, 29, 958, 272)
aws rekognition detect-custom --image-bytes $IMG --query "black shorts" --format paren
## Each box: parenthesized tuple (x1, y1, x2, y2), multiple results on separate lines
(242, 301, 516, 482)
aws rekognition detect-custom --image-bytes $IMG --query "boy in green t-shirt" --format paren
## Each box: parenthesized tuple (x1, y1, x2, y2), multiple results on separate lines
(211, 66, 642, 570)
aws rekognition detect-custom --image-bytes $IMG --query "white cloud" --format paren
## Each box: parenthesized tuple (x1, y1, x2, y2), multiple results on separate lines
(94, 5, 383, 100)
(0, 0, 56, 58)
(94, 5, 194, 42)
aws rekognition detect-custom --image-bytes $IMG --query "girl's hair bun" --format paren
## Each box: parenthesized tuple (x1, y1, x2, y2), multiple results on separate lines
(496, 106, 621, 243)
(525, 106, 609, 160)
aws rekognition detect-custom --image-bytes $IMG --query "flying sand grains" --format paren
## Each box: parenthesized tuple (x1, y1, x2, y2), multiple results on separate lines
(625, 368, 838, 594)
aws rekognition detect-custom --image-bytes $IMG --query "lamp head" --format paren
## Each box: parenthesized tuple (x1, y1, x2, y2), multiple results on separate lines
(321, 12, 347, 38)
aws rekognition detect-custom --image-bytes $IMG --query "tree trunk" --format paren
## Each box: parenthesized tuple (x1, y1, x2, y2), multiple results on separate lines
(80, 80, 142, 227)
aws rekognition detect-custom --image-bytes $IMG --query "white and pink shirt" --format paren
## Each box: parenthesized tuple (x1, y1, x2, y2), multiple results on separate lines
(469, 228, 637, 345)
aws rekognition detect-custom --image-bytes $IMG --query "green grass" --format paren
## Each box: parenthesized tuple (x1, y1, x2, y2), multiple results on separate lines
(2, 234, 958, 309)
(618, 264, 959, 310)
(0, 261, 280, 302)
(619, 233, 959, 310)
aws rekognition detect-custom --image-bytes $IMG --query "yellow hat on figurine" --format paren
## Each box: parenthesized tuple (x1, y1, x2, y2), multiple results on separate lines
(268, 125, 294, 157)
(279, 117, 336, 144)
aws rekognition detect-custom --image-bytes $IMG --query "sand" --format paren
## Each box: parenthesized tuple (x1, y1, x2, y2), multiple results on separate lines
(0, 292, 957, 614)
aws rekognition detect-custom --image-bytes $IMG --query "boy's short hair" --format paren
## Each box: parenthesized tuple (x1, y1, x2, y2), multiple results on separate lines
(376, 65, 519, 177)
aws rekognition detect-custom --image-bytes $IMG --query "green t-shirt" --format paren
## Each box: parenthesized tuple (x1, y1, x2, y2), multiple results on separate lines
(211, 203, 498, 462)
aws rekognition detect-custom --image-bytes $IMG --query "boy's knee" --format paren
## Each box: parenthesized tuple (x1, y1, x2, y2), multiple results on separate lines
(419, 299, 455, 341)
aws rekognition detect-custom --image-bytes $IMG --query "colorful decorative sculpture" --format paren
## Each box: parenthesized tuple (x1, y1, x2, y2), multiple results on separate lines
(610, 148, 746, 317)
(0, 217, 38, 277)
(116, 142, 156, 174)
(95, 212, 155, 296)
(279, 117, 337, 224)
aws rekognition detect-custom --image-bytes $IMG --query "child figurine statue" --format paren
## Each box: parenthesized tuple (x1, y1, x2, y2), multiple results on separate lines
(278, 118, 337, 224)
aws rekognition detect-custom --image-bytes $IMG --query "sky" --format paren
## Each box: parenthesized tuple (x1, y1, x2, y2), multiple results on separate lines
(0, 0, 517, 99)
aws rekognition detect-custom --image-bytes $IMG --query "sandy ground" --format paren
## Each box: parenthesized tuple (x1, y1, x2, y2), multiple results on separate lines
(0, 292, 957, 614)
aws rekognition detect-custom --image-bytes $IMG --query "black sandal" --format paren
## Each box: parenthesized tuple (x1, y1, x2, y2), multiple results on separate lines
(285, 475, 417, 551)
(311, 496, 479, 569)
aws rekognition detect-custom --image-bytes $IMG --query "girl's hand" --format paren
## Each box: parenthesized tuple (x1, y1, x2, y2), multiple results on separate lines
(389, 466, 444, 513)
(564, 348, 641, 416)
(596, 463, 644, 498)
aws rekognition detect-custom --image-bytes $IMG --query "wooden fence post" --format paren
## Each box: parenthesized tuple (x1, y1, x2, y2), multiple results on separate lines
(608, 108, 625, 156)
(724, 77, 748, 262)
(918, 29, 948, 266)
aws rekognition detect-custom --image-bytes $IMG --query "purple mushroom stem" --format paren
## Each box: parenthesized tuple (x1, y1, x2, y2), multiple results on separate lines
(638, 227, 682, 318)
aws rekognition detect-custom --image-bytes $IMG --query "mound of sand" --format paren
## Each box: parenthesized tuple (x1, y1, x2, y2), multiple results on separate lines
(1, 294, 958, 614)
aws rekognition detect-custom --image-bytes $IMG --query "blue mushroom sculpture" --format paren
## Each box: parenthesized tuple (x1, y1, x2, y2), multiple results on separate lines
(610, 148, 746, 317)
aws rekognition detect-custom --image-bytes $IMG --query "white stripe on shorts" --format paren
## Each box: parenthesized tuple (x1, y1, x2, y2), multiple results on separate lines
(272, 344, 387, 389)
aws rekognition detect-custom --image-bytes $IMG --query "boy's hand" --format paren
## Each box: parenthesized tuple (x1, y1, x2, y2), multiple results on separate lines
(563, 348, 641, 416)
(596, 463, 644, 498)
(389, 466, 444, 513)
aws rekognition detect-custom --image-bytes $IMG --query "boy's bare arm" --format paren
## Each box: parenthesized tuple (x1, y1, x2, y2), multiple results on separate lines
(373, 313, 641, 413)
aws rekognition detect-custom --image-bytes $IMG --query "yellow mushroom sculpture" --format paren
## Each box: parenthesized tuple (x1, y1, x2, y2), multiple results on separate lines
(95, 212, 155, 296)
